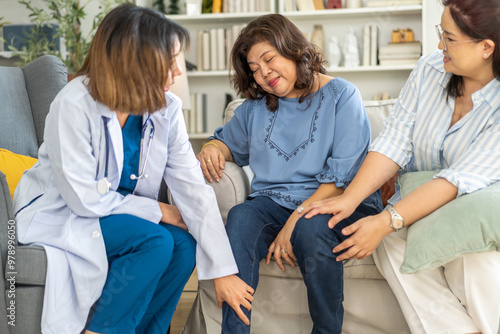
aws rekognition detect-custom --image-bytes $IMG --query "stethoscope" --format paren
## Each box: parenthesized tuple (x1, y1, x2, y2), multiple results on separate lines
(96, 115, 155, 195)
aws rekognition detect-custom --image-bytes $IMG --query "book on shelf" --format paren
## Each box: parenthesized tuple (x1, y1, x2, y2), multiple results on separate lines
(225, 29, 233, 70)
(217, 28, 226, 71)
(202, 31, 210, 71)
(365, 0, 422, 7)
(362, 25, 370, 66)
(284, 0, 297, 11)
(196, 30, 203, 71)
(361, 24, 378, 66)
(313, 0, 325, 10)
(378, 40, 421, 66)
(378, 52, 421, 59)
(186, 93, 208, 134)
(296, 0, 315, 11)
(196, 24, 244, 72)
(196, 93, 204, 133)
(221, 0, 269, 13)
(370, 24, 378, 66)
(210, 28, 218, 71)
(326, 0, 342, 9)
(212, 0, 222, 13)
(379, 41, 422, 55)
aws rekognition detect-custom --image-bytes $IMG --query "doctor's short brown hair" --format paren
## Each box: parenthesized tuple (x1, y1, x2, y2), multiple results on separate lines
(76, 3, 189, 114)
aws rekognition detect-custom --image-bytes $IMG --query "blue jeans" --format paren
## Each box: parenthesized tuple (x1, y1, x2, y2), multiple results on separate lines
(221, 196, 378, 334)
(86, 214, 196, 334)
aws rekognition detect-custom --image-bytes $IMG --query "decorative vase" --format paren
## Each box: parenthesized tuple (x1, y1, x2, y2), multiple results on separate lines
(310, 24, 325, 57)
(328, 36, 342, 67)
(342, 27, 360, 67)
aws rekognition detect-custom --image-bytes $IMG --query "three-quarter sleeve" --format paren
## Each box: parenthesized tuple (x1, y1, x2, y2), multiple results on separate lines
(436, 118, 500, 196)
(212, 100, 252, 167)
(369, 57, 425, 168)
(316, 84, 371, 188)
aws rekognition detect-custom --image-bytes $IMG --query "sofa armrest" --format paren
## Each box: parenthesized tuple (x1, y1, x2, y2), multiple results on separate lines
(167, 162, 250, 223)
(208, 162, 250, 223)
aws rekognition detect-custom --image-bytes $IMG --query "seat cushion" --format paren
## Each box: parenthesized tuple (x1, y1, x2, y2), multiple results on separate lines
(258, 256, 384, 280)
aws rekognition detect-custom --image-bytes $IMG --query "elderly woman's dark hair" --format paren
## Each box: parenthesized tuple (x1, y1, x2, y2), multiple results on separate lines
(442, 0, 500, 97)
(77, 3, 189, 114)
(230, 14, 326, 112)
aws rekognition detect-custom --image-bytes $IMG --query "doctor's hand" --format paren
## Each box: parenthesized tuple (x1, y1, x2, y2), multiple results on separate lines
(196, 142, 225, 183)
(332, 211, 393, 261)
(213, 274, 254, 326)
(158, 202, 188, 230)
(299, 194, 359, 229)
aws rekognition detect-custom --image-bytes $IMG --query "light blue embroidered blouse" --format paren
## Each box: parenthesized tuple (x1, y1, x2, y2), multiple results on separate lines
(213, 78, 382, 211)
(371, 50, 500, 204)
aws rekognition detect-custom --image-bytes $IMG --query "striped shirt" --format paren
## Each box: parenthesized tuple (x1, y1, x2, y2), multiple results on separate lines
(370, 50, 500, 203)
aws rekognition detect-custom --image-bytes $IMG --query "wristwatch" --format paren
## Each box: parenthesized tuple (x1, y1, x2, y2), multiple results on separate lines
(387, 206, 405, 232)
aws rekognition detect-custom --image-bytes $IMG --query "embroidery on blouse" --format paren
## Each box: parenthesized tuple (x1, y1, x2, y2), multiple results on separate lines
(263, 91, 323, 161)
(256, 190, 302, 206)
(317, 174, 352, 186)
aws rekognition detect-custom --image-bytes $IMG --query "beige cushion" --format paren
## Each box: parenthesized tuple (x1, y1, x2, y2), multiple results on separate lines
(364, 99, 396, 140)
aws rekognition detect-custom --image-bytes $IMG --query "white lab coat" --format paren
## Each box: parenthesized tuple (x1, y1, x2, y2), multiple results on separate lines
(13, 76, 238, 334)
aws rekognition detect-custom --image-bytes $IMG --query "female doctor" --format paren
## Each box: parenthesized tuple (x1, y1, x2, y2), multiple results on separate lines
(13, 4, 253, 334)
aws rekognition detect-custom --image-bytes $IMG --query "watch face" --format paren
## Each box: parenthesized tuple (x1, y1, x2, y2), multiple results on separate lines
(393, 219, 404, 229)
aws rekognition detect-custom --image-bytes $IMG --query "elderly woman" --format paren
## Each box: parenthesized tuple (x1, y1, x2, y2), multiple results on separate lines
(197, 14, 382, 334)
(301, 0, 500, 333)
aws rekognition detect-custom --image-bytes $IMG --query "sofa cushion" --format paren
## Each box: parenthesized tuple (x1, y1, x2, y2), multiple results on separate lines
(0, 56, 67, 158)
(0, 148, 37, 199)
(363, 99, 396, 140)
(22, 55, 67, 147)
(0, 66, 40, 157)
(399, 171, 500, 274)
(343, 257, 385, 280)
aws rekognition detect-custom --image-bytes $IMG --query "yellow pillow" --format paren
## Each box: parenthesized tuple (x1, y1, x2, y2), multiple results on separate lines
(0, 148, 38, 199)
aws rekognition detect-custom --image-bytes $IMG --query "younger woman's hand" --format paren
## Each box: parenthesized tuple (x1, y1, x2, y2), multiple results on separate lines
(158, 202, 188, 230)
(332, 211, 393, 261)
(196, 143, 225, 183)
(213, 275, 255, 325)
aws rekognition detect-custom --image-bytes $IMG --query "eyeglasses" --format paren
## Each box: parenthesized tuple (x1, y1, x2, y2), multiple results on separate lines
(435, 24, 479, 51)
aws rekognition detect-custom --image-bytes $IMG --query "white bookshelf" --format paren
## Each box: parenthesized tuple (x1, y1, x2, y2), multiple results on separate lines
(169, 0, 442, 141)
(168, 3, 276, 141)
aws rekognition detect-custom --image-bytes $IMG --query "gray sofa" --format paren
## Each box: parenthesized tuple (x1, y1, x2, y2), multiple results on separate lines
(181, 98, 412, 334)
(0, 55, 67, 334)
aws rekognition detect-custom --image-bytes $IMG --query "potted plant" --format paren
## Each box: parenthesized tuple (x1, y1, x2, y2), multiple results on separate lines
(5, 0, 126, 74)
